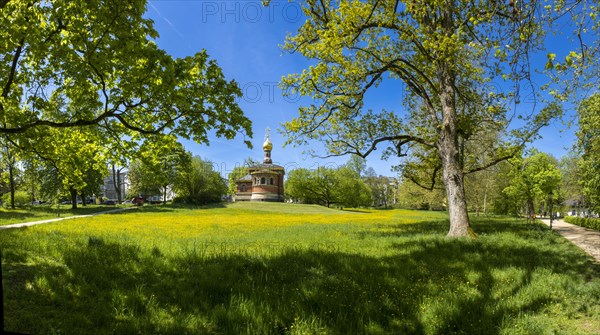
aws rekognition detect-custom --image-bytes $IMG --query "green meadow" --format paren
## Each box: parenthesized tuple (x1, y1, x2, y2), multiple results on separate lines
(0, 203, 598, 334)
(0, 205, 116, 227)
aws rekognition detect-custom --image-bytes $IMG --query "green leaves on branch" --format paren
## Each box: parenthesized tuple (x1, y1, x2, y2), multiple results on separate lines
(0, 0, 252, 147)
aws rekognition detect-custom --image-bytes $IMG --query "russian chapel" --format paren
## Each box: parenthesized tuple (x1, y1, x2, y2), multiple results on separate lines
(234, 131, 285, 202)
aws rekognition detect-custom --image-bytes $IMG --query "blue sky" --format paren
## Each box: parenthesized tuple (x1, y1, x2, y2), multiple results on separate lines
(144, 0, 579, 177)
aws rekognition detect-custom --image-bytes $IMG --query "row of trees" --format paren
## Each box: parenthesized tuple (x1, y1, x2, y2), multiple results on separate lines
(285, 165, 374, 208)
(225, 156, 397, 209)
(129, 149, 227, 206)
(0, 131, 227, 209)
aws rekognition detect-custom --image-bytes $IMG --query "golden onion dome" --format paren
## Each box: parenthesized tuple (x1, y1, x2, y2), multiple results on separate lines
(263, 138, 273, 150)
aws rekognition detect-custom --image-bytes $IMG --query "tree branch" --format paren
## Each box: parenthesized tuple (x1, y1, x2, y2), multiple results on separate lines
(321, 134, 434, 159)
(1, 37, 25, 101)
(407, 165, 441, 191)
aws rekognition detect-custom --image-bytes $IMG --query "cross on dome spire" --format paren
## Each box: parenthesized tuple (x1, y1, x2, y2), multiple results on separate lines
(262, 127, 273, 163)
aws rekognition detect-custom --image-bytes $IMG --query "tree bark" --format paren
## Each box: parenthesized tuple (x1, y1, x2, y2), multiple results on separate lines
(112, 164, 123, 204)
(0, 251, 5, 333)
(438, 62, 474, 238)
(70, 187, 78, 210)
(440, 145, 473, 237)
(8, 156, 15, 209)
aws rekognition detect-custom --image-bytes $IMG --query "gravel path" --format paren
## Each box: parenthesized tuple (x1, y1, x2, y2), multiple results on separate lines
(540, 218, 600, 263)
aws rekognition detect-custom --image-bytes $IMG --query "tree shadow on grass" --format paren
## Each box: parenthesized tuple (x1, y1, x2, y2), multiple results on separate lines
(2, 221, 600, 334)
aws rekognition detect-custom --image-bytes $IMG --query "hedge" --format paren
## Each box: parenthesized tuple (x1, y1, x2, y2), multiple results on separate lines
(564, 216, 600, 231)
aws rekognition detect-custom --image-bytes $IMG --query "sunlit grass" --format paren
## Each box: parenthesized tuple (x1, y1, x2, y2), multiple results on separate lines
(0, 205, 121, 226)
(0, 203, 598, 334)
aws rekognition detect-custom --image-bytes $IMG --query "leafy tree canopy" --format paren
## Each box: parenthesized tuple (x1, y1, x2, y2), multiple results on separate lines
(174, 156, 227, 205)
(0, 0, 252, 147)
(274, 0, 596, 237)
(503, 150, 562, 217)
(576, 94, 600, 211)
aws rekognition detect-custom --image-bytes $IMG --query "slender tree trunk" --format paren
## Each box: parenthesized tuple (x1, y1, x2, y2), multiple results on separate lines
(1, 252, 5, 332)
(117, 170, 122, 203)
(438, 62, 473, 238)
(8, 156, 15, 209)
(483, 190, 488, 216)
(30, 179, 35, 205)
(81, 190, 87, 207)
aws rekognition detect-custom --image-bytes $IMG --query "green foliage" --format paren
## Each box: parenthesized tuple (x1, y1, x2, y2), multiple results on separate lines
(173, 156, 226, 205)
(128, 135, 190, 203)
(559, 150, 585, 203)
(576, 94, 600, 212)
(14, 127, 108, 208)
(0, 205, 598, 334)
(503, 151, 562, 216)
(564, 216, 600, 231)
(275, 0, 593, 236)
(0, 0, 252, 146)
(397, 178, 446, 210)
(1, 190, 29, 208)
(285, 166, 372, 208)
(335, 166, 373, 208)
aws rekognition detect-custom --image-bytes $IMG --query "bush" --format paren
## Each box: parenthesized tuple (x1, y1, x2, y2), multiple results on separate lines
(564, 216, 600, 231)
(172, 194, 222, 205)
(1, 191, 31, 208)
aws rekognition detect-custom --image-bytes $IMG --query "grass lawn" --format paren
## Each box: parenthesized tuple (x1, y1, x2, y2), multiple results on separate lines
(0, 205, 122, 226)
(0, 202, 598, 334)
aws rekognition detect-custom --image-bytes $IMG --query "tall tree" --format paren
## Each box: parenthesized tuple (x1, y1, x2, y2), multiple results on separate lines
(110, 163, 127, 204)
(20, 156, 42, 205)
(33, 127, 109, 209)
(128, 135, 190, 204)
(576, 94, 600, 212)
(0, 0, 251, 146)
(277, 0, 595, 237)
(559, 150, 584, 204)
(0, 138, 19, 209)
(346, 155, 367, 177)
(503, 151, 562, 221)
(174, 156, 227, 205)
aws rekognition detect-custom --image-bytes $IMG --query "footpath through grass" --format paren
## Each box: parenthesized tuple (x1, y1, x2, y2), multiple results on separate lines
(0, 202, 598, 334)
(0, 205, 120, 226)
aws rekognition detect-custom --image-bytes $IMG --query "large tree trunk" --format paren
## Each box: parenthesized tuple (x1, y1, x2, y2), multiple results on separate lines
(112, 164, 122, 204)
(70, 187, 78, 210)
(438, 62, 474, 238)
(440, 144, 473, 237)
